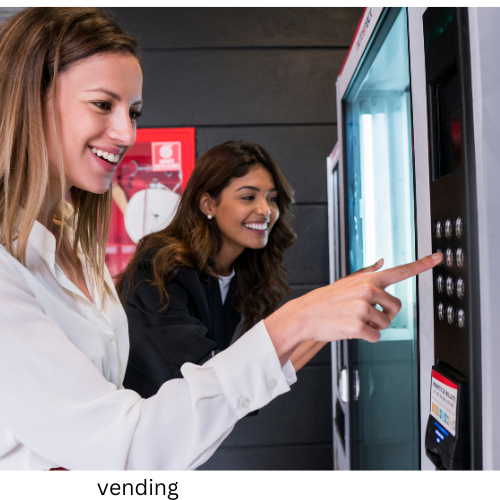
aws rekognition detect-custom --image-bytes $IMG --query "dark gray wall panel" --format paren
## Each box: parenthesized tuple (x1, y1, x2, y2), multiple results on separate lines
(195, 125, 337, 203)
(285, 284, 328, 302)
(111, 8, 364, 49)
(213, 365, 332, 448)
(138, 49, 344, 126)
(284, 204, 329, 284)
(198, 444, 333, 470)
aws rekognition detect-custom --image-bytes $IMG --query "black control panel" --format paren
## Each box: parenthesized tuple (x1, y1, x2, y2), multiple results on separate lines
(423, 7, 482, 469)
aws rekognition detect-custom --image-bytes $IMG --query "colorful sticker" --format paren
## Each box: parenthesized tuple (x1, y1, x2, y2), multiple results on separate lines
(430, 369, 458, 436)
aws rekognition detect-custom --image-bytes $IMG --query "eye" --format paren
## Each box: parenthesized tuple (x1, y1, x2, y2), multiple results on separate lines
(93, 101, 111, 111)
(130, 109, 142, 121)
(268, 196, 278, 204)
(241, 195, 255, 201)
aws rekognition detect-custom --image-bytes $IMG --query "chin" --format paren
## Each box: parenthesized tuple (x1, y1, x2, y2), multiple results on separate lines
(247, 240, 268, 250)
(76, 180, 113, 195)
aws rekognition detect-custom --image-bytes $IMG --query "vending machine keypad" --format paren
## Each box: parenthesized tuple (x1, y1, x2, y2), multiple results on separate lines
(433, 216, 466, 329)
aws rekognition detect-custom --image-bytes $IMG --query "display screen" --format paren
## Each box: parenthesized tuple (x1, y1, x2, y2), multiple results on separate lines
(431, 64, 463, 179)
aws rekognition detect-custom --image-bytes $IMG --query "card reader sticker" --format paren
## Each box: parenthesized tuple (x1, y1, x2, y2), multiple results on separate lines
(430, 369, 458, 436)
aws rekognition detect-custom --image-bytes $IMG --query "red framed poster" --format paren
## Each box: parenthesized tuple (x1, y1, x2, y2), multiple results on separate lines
(106, 128, 196, 279)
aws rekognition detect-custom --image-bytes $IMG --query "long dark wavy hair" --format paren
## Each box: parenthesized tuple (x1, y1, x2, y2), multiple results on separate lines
(116, 140, 297, 331)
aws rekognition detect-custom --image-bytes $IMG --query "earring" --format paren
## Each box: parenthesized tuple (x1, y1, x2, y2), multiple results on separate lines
(207, 215, 213, 220)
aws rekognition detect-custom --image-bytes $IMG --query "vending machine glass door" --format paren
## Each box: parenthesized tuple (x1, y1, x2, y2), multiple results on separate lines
(342, 8, 418, 469)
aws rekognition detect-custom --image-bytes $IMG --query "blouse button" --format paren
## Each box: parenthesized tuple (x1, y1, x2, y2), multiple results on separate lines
(108, 333, 115, 343)
(241, 397, 251, 409)
(267, 379, 278, 390)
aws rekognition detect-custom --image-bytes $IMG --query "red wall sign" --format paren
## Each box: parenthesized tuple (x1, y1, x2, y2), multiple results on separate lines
(106, 128, 196, 279)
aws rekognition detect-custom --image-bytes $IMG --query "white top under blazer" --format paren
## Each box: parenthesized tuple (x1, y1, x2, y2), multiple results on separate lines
(0, 205, 296, 470)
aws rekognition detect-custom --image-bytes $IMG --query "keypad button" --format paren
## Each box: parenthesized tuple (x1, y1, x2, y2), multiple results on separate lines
(435, 221, 443, 239)
(457, 308, 465, 329)
(436, 248, 443, 265)
(457, 278, 465, 299)
(445, 248, 454, 268)
(436, 275, 444, 294)
(447, 305, 455, 325)
(437, 302, 445, 321)
(444, 219, 453, 239)
(446, 277, 454, 297)
(455, 217, 463, 239)
(456, 248, 464, 269)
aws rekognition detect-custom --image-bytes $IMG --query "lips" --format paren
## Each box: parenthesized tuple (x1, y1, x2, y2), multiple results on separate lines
(91, 147, 120, 163)
(90, 147, 120, 173)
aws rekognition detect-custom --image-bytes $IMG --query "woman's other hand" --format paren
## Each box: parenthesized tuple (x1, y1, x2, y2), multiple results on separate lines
(265, 252, 443, 366)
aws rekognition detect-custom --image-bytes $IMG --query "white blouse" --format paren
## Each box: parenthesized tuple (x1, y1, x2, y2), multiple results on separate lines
(0, 212, 296, 470)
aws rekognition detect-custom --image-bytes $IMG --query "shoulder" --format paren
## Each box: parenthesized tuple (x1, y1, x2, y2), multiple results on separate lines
(0, 244, 35, 291)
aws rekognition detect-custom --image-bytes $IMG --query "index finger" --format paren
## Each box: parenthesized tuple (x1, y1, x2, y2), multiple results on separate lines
(375, 252, 443, 289)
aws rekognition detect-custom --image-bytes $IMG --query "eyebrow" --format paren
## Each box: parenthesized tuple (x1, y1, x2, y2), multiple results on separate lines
(86, 87, 143, 106)
(235, 186, 278, 193)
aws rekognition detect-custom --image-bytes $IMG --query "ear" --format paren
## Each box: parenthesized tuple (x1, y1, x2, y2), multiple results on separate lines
(199, 192, 216, 218)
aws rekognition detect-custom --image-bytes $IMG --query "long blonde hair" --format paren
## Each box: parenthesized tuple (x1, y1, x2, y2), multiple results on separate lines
(0, 8, 139, 299)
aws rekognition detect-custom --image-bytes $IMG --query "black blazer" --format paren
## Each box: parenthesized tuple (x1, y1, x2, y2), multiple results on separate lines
(122, 258, 242, 399)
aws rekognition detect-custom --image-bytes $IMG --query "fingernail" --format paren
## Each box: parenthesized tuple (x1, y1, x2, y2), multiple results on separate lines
(374, 258, 383, 265)
(431, 252, 442, 260)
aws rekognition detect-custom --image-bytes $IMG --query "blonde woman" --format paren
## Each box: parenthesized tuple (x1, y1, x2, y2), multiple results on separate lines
(0, 7, 441, 470)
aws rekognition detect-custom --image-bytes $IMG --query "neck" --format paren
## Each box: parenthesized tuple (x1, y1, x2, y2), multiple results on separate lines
(37, 180, 67, 234)
(214, 242, 243, 277)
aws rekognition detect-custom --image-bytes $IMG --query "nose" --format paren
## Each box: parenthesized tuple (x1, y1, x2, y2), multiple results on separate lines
(256, 199, 272, 218)
(108, 108, 136, 147)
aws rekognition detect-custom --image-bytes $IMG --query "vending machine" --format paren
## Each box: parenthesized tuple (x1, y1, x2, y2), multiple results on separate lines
(329, 7, 500, 470)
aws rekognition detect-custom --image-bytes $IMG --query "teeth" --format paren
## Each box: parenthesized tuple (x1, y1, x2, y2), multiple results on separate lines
(91, 148, 119, 163)
(245, 223, 267, 231)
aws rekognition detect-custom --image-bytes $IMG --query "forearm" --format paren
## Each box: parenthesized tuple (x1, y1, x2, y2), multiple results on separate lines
(264, 299, 306, 367)
(290, 340, 328, 371)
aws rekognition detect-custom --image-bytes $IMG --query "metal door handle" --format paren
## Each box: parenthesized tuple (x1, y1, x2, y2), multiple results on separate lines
(339, 368, 349, 403)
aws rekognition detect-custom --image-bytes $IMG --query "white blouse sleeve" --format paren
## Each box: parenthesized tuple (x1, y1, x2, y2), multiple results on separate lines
(0, 256, 296, 470)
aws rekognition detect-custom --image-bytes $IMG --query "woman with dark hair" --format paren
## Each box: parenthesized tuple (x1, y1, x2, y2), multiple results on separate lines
(116, 140, 305, 397)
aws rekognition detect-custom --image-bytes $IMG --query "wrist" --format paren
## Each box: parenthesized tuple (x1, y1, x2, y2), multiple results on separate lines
(264, 299, 307, 366)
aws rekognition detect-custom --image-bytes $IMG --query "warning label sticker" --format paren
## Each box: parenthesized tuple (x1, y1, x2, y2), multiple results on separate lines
(430, 369, 458, 436)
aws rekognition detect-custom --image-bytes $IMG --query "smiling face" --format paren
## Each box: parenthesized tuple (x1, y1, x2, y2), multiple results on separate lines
(203, 165, 280, 264)
(43, 51, 143, 195)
